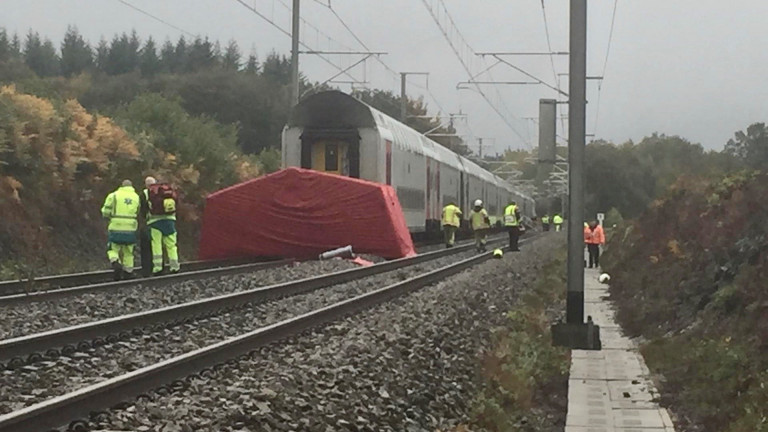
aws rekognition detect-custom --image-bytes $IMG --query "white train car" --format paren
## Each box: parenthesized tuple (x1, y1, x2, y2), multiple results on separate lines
(282, 90, 535, 233)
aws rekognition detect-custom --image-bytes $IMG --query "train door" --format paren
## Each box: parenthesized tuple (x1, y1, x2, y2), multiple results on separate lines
(300, 129, 360, 178)
(426, 158, 432, 227)
(311, 140, 348, 175)
(459, 172, 465, 212)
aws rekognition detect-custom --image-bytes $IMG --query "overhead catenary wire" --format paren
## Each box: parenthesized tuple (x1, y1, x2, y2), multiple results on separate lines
(320, 0, 452, 117)
(421, 0, 531, 149)
(592, 0, 619, 137)
(232, 0, 366, 85)
(538, 0, 568, 136)
(115, 0, 197, 38)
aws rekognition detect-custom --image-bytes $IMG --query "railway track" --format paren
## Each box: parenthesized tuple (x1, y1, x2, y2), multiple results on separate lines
(0, 239, 497, 367)
(0, 235, 534, 432)
(0, 234, 481, 304)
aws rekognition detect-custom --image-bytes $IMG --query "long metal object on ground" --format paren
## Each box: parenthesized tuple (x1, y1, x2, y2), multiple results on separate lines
(0, 257, 262, 296)
(0, 259, 291, 306)
(0, 239, 504, 364)
(566, 0, 587, 324)
(0, 242, 515, 432)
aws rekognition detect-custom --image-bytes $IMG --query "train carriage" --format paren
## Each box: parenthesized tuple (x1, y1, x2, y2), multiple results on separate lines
(282, 90, 535, 234)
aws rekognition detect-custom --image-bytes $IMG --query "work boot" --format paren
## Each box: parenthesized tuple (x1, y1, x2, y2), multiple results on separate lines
(169, 269, 180, 275)
(123, 271, 137, 280)
(111, 261, 123, 281)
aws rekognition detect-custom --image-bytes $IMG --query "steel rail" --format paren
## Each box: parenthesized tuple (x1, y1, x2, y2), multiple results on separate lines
(0, 259, 292, 306)
(0, 234, 483, 300)
(0, 240, 519, 432)
(0, 257, 270, 296)
(0, 238, 505, 365)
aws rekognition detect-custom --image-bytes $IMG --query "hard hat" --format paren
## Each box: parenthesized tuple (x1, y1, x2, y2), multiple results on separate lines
(598, 273, 611, 283)
(474, 199, 483, 207)
(492, 248, 503, 258)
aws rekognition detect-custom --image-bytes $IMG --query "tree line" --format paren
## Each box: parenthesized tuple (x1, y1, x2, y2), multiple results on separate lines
(0, 27, 260, 78)
(0, 26, 463, 157)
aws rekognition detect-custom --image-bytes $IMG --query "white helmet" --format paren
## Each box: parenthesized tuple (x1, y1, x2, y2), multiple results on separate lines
(474, 199, 483, 207)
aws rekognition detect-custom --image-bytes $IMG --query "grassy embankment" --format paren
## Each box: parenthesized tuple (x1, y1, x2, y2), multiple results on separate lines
(447, 252, 571, 432)
(603, 171, 768, 431)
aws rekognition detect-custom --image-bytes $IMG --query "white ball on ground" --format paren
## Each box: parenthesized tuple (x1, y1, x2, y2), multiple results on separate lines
(598, 273, 611, 283)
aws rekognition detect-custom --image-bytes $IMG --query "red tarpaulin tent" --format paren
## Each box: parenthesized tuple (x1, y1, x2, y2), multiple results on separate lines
(198, 167, 416, 260)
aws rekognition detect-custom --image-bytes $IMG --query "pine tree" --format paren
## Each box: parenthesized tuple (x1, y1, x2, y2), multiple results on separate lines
(0, 29, 11, 62)
(222, 40, 241, 71)
(139, 36, 161, 76)
(244, 54, 259, 74)
(261, 52, 291, 84)
(173, 36, 188, 73)
(60, 26, 93, 77)
(104, 31, 140, 75)
(95, 38, 109, 72)
(187, 37, 217, 71)
(159, 39, 175, 72)
(24, 31, 60, 77)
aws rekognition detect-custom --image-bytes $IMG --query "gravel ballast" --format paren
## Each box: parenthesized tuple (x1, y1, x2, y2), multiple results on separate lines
(0, 239, 490, 341)
(0, 260, 357, 340)
(0, 250, 479, 415)
(79, 234, 564, 432)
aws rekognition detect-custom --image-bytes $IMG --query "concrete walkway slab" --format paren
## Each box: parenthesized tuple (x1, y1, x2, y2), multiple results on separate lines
(565, 268, 676, 432)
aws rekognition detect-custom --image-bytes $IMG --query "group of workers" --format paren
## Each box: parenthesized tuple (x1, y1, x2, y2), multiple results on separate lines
(441, 200, 523, 252)
(540, 213, 564, 232)
(101, 176, 180, 280)
(442, 202, 606, 267)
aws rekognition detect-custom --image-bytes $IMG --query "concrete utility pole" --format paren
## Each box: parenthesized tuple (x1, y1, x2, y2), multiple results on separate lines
(552, 0, 601, 350)
(537, 99, 557, 194)
(567, 0, 586, 326)
(400, 73, 407, 121)
(399, 72, 429, 122)
(290, 0, 300, 106)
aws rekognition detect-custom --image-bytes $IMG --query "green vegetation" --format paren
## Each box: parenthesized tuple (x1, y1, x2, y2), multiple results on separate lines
(469, 254, 569, 431)
(0, 26, 459, 273)
(604, 169, 768, 431)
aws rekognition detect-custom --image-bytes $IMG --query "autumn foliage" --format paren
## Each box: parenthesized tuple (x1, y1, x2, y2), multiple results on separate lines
(603, 171, 768, 430)
(0, 86, 260, 274)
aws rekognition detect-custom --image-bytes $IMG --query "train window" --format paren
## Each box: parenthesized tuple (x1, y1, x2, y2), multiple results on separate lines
(325, 144, 338, 171)
(397, 187, 425, 210)
(407, 163, 411, 174)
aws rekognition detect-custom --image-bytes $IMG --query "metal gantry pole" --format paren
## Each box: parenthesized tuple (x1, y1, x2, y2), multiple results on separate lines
(400, 72, 407, 121)
(566, 0, 587, 324)
(290, 0, 300, 106)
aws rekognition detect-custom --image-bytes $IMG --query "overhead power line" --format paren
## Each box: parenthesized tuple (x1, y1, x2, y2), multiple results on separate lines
(321, 1, 451, 116)
(275, 0, 356, 52)
(593, 0, 619, 137)
(421, 0, 531, 148)
(232, 0, 366, 85)
(115, 0, 197, 38)
(539, 0, 560, 89)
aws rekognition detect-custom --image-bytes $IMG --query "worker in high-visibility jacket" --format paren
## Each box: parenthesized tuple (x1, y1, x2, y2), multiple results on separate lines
(441, 201, 462, 248)
(140, 176, 180, 276)
(541, 214, 550, 232)
(584, 220, 606, 268)
(469, 199, 491, 252)
(101, 180, 140, 280)
(504, 201, 522, 251)
(552, 213, 564, 232)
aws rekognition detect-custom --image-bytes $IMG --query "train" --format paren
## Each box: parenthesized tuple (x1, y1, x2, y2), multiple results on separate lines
(281, 90, 535, 235)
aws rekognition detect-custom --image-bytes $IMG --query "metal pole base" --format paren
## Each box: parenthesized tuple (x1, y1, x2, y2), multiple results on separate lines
(551, 316, 602, 350)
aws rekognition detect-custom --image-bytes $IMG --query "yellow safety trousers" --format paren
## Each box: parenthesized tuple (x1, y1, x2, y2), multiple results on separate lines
(150, 228, 180, 273)
(107, 243, 135, 272)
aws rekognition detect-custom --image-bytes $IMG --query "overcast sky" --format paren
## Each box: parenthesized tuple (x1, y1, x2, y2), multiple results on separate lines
(2, 0, 767, 155)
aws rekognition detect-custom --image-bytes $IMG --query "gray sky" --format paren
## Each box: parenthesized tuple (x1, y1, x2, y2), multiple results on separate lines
(2, 0, 767, 155)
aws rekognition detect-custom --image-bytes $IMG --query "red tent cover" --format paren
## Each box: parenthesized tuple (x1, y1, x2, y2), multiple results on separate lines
(198, 167, 416, 260)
